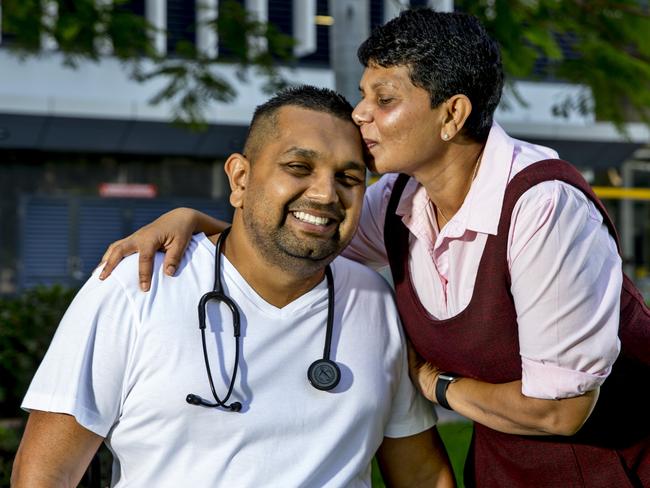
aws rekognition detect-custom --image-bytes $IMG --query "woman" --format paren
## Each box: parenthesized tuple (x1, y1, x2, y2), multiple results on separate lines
(100, 9, 650, 487)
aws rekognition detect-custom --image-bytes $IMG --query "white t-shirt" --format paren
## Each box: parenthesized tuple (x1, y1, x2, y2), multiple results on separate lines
(23, 234, 435, 487)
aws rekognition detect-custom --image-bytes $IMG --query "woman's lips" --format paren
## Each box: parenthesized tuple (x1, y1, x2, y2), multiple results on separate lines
(363, 138, 378, 150)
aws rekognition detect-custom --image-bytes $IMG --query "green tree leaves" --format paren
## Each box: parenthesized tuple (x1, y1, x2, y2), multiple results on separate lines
(2, 0, 293, 126)
(457, 0, 650, 128)
(3, 1, 649, 128)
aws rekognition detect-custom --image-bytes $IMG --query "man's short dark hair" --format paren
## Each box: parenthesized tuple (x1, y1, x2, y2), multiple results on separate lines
(357, 8, 504, 141)
(243, 85, 355, 160)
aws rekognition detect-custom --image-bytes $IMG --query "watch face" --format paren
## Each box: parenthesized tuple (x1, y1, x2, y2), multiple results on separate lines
(440, 373, 458, 383)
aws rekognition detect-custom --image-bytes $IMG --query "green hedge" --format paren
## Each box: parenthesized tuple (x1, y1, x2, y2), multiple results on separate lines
(0, 285, 77, 417)
(0, 285, 77, 485)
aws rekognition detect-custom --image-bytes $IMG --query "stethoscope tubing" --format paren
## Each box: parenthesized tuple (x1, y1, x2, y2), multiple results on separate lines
(189, 227, 340, 412)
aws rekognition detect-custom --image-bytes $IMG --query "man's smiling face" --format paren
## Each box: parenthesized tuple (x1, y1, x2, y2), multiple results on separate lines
(237, 106, 366, 275)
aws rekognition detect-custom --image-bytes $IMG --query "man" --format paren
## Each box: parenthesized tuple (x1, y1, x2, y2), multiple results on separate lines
(12, 86, 454, 487)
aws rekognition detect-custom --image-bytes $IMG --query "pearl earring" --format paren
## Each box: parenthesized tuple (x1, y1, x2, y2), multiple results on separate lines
(442, 133, 450, 141)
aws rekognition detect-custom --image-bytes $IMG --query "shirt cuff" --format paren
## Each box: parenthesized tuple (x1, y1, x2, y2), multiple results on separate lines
(383, 399, 437, 439)
(521, 357, 611, 400)
(22, 392, 111, 437)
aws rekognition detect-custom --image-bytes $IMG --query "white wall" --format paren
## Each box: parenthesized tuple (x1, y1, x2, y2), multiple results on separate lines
(0, 51, 334, 124)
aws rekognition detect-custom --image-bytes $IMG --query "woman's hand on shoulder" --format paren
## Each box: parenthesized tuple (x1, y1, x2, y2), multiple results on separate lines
(99, 207, 226, 291)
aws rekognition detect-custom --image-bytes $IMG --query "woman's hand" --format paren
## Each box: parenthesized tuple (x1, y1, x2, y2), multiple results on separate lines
(407, 341, 441, 404)
(99, 208, 228, 291)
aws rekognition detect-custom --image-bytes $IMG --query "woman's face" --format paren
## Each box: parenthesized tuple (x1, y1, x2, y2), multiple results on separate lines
(352, 64, 445, 175)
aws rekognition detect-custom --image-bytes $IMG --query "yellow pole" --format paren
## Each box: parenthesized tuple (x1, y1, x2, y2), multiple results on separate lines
(592, 187, 650, 201)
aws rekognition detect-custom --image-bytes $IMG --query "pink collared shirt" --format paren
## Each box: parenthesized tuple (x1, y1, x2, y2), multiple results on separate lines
(344, 123, 622, 400)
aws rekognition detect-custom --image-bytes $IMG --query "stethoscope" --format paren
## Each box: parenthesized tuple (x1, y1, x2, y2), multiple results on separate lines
(186, 227, 341, 412)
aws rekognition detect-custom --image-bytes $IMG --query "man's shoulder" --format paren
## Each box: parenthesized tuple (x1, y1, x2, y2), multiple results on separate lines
(104, 234, 212, 295)
(331, 255, 380, 276)
(330, 256, 392, 294)
(99, 251, 161, 296)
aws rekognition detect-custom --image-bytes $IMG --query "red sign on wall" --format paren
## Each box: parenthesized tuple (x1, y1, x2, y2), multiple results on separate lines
(99, 183, 158, 198)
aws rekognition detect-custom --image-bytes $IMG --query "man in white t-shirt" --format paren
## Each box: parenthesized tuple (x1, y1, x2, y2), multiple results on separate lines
(12, 86, 454, 487)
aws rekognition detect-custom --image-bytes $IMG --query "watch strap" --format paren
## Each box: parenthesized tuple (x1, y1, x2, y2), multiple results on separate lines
(435, 372, 460, 410)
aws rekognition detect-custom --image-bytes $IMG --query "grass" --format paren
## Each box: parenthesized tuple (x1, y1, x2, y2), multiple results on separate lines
(438, 421, 473, 486)
(372, 421, 473, 487)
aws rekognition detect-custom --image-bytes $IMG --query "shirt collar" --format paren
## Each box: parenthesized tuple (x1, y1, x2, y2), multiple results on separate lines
(395, 177, 436, 245)
(464, 122, 515, 235)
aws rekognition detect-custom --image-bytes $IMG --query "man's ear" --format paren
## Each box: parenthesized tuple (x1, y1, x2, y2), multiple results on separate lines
(439, 94, 473, 141)
(224, 153, 250, 208)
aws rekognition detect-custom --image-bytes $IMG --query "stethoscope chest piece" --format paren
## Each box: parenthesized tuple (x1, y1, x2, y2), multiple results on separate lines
(307, 265, 340, 391)
(308, 358, 341, 391)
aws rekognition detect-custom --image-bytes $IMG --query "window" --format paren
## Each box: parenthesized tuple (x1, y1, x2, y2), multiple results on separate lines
(217, 0, 245, 60)
(300, 0, 329, 65)
(117, 0, 146, 17)
(268, 0, 292, 38)
(370, 0, 384, 31)
(167, 0, 196, 55)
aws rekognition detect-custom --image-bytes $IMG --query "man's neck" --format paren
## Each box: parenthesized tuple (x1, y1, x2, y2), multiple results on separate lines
(208, 226, 326, 309)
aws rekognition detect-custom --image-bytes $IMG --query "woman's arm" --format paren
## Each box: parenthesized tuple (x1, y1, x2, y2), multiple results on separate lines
(407, 347, 598, 436)
(99, 207, 229, 291)
(508, 181, 621, 400)
(411, 183, 617, 436)
(444, 377, 598, 436)
(98, 174, 398, 290)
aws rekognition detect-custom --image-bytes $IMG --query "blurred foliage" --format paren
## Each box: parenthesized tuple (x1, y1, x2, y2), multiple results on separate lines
(0, 285, 76, 417)
(2, 0, 294, 127)
(0, 282, 141, 485)
(0, 284, 76, 484)
(0, 422, 22, 486)
(3, 1, 649, 128)
(2, 0, 155, 64)
(457, 0, 650, 129)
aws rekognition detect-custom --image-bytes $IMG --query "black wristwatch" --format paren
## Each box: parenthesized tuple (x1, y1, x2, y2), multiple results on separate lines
(435, 372, 461, 410)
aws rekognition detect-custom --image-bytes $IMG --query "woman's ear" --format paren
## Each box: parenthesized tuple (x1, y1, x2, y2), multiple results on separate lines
(439, 94, 473, 141)
(224, 153, 250, 208)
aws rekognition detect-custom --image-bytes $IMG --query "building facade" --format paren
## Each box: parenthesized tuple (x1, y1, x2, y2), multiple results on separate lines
(0, 0, 648, 294)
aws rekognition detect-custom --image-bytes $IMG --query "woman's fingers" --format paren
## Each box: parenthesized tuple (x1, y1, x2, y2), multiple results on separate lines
(99, 239, 136, 280)
(406, 341, 440, 402)
(162, 238, 190, 277)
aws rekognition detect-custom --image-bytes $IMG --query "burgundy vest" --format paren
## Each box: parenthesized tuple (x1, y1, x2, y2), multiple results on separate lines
(384, 160, 650, 487)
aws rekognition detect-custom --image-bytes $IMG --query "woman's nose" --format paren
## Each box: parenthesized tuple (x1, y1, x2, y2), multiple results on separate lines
(352, 103, 370, 126)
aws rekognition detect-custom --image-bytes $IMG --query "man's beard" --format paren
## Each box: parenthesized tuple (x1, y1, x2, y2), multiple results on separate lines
(243, 202, 344, 276)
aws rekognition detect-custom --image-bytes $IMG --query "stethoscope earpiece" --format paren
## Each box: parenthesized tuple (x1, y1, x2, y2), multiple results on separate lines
(187, 228, 340, 413)
(186, 393, 202, 405)
(186, 393, 242, 412)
